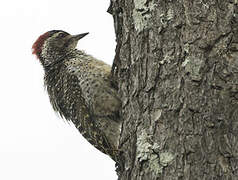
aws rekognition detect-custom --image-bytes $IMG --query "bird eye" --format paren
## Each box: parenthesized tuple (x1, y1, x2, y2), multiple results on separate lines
(58, 33, 66, 38)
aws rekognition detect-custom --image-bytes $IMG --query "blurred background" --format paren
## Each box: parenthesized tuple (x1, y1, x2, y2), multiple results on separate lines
(0, 0, 117, 179)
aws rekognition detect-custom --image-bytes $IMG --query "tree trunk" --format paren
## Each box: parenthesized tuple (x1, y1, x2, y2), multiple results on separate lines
(109, 0, 238, 179)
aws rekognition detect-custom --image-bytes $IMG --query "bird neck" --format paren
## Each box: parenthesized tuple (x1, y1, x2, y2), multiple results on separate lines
(41, 49, 76, 70)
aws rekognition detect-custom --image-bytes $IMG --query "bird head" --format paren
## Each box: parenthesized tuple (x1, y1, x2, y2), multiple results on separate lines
(32, 30, 88, 65)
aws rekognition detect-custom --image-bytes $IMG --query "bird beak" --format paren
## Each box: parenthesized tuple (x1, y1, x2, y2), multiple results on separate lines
(72, 32, 89, 41)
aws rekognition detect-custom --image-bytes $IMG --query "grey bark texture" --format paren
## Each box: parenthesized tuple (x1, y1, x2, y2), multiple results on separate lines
(109, 0, 238, 179)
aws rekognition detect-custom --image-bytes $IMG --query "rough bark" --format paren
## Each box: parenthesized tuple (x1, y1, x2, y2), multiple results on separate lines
(109, 0, 238, 179)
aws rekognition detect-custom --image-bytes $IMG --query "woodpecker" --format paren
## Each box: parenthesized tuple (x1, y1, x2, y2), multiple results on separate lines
(32, 30, 122, 163)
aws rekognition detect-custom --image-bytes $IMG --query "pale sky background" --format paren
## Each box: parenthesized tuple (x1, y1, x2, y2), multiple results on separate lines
(0, 0, 117, 179)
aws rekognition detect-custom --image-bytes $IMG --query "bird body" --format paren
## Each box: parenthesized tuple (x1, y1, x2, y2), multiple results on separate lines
(32, 30, 121, 162)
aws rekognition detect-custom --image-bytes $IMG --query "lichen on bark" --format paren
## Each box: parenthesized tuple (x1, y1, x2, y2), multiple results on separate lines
(109, 0, 238, 179)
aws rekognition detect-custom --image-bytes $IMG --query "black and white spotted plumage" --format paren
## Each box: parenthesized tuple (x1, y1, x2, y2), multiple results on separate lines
(32, 30, 122, 162)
